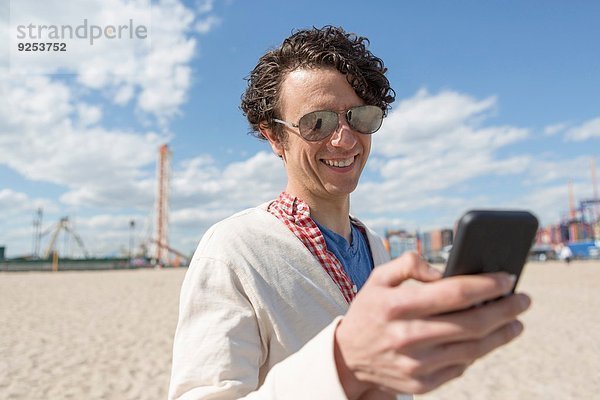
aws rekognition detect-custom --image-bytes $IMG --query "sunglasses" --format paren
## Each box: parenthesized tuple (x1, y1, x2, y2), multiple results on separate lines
(273, 105, 384, 142)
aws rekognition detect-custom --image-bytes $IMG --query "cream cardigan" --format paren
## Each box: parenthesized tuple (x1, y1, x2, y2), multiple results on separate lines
(168, 203, 412, 399)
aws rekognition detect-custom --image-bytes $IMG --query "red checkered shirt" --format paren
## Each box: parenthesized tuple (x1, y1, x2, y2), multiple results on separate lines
(268, 192, 357, 304)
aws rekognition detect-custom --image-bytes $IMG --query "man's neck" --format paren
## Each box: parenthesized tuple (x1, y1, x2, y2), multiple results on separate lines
(285, 187, 352, 241)
(312, 205, 352, 243)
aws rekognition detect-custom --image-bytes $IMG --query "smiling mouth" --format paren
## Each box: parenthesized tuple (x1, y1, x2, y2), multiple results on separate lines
(322, 156, 356, 168)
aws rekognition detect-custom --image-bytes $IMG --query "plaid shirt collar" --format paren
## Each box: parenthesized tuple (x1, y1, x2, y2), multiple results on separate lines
(268, 192, 357, 303)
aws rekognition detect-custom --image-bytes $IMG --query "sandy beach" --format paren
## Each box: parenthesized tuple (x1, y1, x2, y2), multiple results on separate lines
(1, 261, 599, 399)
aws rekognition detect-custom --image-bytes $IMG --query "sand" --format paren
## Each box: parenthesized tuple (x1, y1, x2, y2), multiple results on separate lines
(0, 268, 184, 400)
(1, 261, 599, 399)
(418, 260, 600, 400)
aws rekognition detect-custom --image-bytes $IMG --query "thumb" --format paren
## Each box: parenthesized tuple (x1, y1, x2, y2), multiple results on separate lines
(374, 252, 442, 287)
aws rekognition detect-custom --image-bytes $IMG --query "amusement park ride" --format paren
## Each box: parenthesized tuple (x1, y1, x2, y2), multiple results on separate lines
(40, 216, 89, 259)
(29, 144, 189, 267)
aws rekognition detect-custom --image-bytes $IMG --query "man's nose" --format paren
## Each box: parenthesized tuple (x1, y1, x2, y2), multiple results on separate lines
(330, 115, 357, 147)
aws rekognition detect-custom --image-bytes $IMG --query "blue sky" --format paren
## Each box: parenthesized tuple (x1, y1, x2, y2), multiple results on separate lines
(1, 0, 599, 259)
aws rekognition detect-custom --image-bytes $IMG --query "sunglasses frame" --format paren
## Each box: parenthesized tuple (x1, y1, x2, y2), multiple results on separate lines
(273, 105, 384, 142)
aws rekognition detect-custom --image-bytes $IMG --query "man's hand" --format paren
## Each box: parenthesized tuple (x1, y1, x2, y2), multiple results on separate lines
(334, 252, 531, 399)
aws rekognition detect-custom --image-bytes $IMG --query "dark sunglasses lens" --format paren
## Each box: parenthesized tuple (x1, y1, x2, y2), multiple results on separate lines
(347, 106, 384, 134)
(298, 111, 338, 141)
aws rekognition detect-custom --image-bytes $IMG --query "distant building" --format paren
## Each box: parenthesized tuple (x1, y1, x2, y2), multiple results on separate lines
(421, 232, 432, 256)
(536, 224, 565, 245)
(385, 230, 417, 259)
(421, 228, 453, 261)
(429, 229, 453, 251)
(385, 228, 453, 261)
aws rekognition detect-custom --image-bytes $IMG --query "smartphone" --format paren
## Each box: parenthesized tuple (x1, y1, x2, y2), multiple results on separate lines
(443, 209, 539, 292)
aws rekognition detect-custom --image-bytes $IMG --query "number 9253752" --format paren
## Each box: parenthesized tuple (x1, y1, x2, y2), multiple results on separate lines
(17, 42, 66, 52)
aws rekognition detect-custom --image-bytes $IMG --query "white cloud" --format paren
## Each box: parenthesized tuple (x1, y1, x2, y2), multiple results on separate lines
(0, 0, 208, 192)
(374, 89, 499, 157)
(565, 117, 600, 141)
(195, 15, 221, 34)
(171, 151, 286, 209)
(0, 76, 72, 131)
(544, 123, 568, 136)
(171, 208, 233, 228)
(515, 180, 593, 226)
(5, 0, 209, 124)
(59, 176, 156, 209)
(134, 1, 198, 123)
(77, 103, 102, 127)
(193, 0, 222, 35)
(524, 156, 592, 185)
(196, 0, 216, 14)
(357, 89, 531, 217)
(0, 189, 29, 212)
(0, 57, 169, 211)
(0, 189, 58, 216)
(113, 85, 135, 105)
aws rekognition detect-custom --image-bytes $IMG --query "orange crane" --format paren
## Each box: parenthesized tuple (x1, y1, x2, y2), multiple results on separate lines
(592, 157, 599, 222)
(567, 180, 578, 242)
(155, 144, 171, 266)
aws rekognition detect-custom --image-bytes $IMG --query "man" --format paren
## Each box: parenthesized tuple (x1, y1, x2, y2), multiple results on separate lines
(169, 26, 530, 399)
(559, 243, 573, 264)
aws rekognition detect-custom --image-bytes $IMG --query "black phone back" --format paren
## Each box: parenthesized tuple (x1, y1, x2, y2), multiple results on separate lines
(443, 210, 539, 283)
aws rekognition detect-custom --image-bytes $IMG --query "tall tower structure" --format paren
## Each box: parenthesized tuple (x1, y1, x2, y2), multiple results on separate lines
(590, 157, 600, 239)
(32, 207, 43, 258)
(568, 180, 578, 242)
(592, 157, 599, 221)
(155, 144, 171, 266)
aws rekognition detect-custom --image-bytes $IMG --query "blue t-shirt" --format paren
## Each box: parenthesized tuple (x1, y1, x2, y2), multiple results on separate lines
(316, 221, 374, 292)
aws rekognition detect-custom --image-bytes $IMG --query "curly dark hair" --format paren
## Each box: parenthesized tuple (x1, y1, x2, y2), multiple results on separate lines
(240, 25, 396, 141)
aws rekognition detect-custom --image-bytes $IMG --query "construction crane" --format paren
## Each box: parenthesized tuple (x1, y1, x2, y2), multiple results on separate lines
(42, 217, 89, 259)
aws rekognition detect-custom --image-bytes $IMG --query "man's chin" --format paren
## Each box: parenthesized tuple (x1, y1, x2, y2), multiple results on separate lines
(323, 183, 359, 198)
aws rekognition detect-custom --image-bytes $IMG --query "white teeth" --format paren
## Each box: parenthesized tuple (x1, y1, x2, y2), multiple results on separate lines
(324, 157, 354, 168)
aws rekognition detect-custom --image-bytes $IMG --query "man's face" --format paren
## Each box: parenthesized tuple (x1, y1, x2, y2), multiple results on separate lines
(268, 67, 372, 203)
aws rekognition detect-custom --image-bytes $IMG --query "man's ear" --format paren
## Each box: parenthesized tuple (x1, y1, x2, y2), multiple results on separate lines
(259, 123, 285, 159)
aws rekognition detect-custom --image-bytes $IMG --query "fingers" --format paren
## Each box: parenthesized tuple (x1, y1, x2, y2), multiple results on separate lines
(372, 252, 442, 287)
(384, 272, 518, 318)
(387, 293, 530, 350)
(402, 364, 469, 395)
(371, 255, 519, 319)
(388, 319, 524, 394)
(340, 315, 526, 396)
(373, 317, 525, 395)
(426, 293, 530, 344)
(428, 319, 524, 374)
(405, 318, 525, 378)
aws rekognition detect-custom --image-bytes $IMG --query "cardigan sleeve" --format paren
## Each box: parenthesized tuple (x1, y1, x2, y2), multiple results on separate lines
(242, 317, 348, 400)
(168, 256, 349, 400)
